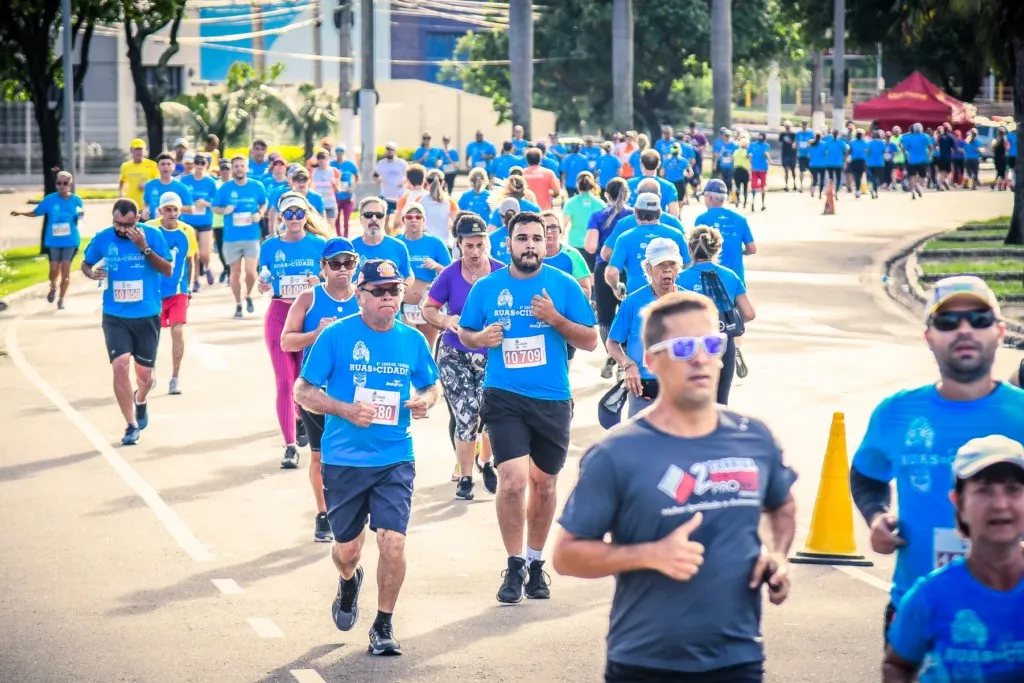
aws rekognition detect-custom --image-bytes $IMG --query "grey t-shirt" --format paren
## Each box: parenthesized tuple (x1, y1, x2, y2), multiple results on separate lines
(558, 410, 797, 673)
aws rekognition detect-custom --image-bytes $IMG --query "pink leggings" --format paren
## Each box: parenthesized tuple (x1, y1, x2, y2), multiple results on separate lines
(265, 298, 302, 445)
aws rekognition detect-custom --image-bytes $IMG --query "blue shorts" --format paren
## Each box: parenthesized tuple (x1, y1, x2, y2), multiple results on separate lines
(383, 198, 399, 215)
(323, 461, 416, 543)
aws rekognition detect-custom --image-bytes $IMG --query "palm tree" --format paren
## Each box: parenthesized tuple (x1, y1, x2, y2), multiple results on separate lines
(711, 0, 733, 132)
(160, 91, 249, 151)
(266, 84, 340, 159)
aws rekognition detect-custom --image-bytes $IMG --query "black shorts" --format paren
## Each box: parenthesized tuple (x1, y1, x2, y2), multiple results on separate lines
(480, 387, 573, 476)
(1009, 156, 1017, 169)
(884, 601, 897, 645)
(606, 659, 764, 683)
(936, 158, 952, 173)
(47, 246, 78, 263)
(798, 157, 809, 172)
(909, 163, 929, 178)
(782, 155, 797, 169)
(299, 407, 325, 452)
(383, 198, 398, 215)
(102, 314, 160, 367)
(566, 345, 577, 361)
(322, 461, 415, 543)
(593, 261, 620, 326)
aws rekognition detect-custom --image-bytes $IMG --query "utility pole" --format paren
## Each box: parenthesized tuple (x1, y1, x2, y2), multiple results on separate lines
(832, 0, 845, 132)
(338, 1, 354, 151)
(252, 2, 265, 75)
(312, 1, 323, 88)
(356, 0, 376, 198)
(509, 0, 533, 139)
(60, 0, 76, 176)
(611, 0, 633, 132)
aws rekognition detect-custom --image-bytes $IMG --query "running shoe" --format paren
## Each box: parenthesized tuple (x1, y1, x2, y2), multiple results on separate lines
(525, 560, 551, 599)
(206, 268, 215, 286)
(168, 377, 181, 395)
(56, 298, 64, 310)
(332, 566, 363, 631)
(497, 556, 528, 604)
(121, 424, 141, 446)
(192, 280, 200, 294)
(280, 445, 300, 469)
(314, 512, 332, 543)
(234, 304, 243, 319)
(735, 348, 749, 379)
(296, 419, 309, 448)
(134, 391, 149, 430)
(455, 476, 474, 501)
(219, 271, 228, 284)
(368, 622, 401, 656)
(246, 297, 255, 314)
(46, 288, 56, 304)
(477, 456, 498, 494)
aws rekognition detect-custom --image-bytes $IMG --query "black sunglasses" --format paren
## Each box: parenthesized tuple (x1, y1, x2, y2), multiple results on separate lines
(363, 285, 402, 298)
(325, 257, 357, 271)
(929, 310, 997, 332)
(362, 211, 386, 220)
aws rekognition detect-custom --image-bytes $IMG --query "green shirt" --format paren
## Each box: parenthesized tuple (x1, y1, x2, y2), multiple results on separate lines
(563, 193, 606, 248)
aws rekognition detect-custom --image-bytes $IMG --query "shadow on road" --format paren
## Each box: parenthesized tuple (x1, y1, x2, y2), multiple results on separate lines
(0, 450, 98, 483)
(138, 429, 278, 460)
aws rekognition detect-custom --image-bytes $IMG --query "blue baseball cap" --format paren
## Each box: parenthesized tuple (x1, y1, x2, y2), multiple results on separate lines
(322, 237, 356, 259)
(598, 380, 628, 429)
(703, 178, 728, 195)
(357, 259, 404, 287)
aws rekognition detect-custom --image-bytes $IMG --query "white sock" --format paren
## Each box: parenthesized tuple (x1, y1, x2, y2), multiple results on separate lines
(526, 547, 543, 563)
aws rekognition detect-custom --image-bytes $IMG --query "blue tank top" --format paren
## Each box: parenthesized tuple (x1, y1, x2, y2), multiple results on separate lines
(302, 284, 360, 357)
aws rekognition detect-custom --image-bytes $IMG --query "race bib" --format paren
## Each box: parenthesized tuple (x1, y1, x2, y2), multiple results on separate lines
(113, 280, 144, 303)
(404, 304, 425, 325)
(501, 335, 546, 369)
(51, 222, 71, 237)
(799, 141, 809, 149)
(443, 163, 456, 173)
(233, 211, 252, 225)
(474, 161, 487, 169)
(278, 274, 309, 299)
(353, 387, 401, 426)
(934, 527, 970, 569)
(338, 181, 350, 192)
(884, 153, 893, 161)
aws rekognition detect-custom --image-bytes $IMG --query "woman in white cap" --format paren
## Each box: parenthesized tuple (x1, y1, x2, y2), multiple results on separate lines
(396, 201, 452, 350)
(256, 193, 331, 468)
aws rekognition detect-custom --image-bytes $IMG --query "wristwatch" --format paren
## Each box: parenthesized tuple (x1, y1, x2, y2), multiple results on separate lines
(143, 247, 153, 256)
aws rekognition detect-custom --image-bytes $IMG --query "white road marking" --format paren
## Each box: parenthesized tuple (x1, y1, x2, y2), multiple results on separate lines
(290, 670, 327, 683)
(211, 579, 243, 595)
(5, 318, 214, 563)
(189, 339, 231, 371)
(745, 271, 862, 286)
(248, 617, 284, 638)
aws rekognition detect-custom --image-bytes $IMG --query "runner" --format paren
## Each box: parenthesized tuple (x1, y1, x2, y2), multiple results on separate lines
(562, 173, 606, 272)
(488, 176, 540, 227)
(604, 193, 691, 296)
(795, 122, 814, 192)
(749, 133, 771, 211)
(963, 128, 982, 190)
(899, 123, 933, 199)
(523, 148, 561, 211)
(310, 151, 342, 225)
(732, 140, 751, 209)
(141, 153, 194, 222)
(281, 236, 361, 542)
(396, 202, 452, 350)
(417, 170, 459, 244)
(627, 150, 680, 216)
(352, 197, 414, 283)
(560, 143, 590, 198)
(438, 136, 460, 194)
(247, 139, 270, 181)
(282, 167, 327, 218)
(935, 123, 956, 191)
(423, 214, 503, 500)
(80, 199, 172, 445)
(694, 179, 757, 285)
(553, 289, 797, 683)
(213, 156, 269, 318)
(257, 193, 330, 468)
(661, 144, 692, 209)
(458, 211, 598, 603)
(119, 139, 159, 208)
(510, 125, 529, 155)
(466, 130, 497, 178)
(488, 197, 520, 265)
(458, 168, 492, 218)
(606, 238, 685, 418)
(866, 130, 887, 199)
(779, 121, 798, 191)
(541, 211, 592, 299)
(10, 170, 84, 310)
(824, 130, 847, 199)
(372, 142, 409, 233)
(586, 179, 633, 379)
(178, 153, 219, 288)
(808, 133, 827, 198)
(412, 131, 442, 170)
(294, 258, 440, 656)
(330, 145, 360, 237)
(849, 276, 1024, 641)
(596, 141, 623, 191)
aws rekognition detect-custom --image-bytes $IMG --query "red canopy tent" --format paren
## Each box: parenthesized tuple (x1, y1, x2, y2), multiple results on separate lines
(854, 71, 976, 132)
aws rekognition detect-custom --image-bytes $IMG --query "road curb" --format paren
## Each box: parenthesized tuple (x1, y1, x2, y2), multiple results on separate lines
(0, 271, 90, 311)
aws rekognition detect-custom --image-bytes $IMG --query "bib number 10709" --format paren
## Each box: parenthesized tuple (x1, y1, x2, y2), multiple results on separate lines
(502, 335, 546, 369)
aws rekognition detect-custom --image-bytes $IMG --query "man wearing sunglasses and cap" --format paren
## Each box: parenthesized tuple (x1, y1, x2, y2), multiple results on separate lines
(295, 258, 439, 657)
(554, 290, 797, 683)
(883, 434, 1024, 682)
(850, 275, 1024, 643)
(352, 197, 413, 285)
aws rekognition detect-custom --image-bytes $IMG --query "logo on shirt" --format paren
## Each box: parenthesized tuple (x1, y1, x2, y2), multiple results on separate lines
(951, 610, 988, 648)
(657, 458, 761, 513)
(353, 340, 370, 363)
(353, 371, 367, 388)
(497, 288, 514, 308)
(904, 417, 934, 450)
(274, 249, 287, 263)
(230, 191, 238, 200)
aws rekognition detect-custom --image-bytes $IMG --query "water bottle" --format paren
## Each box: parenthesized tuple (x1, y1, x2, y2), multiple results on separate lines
(259, 266, 273, 284)
(95, 258, 107, 289)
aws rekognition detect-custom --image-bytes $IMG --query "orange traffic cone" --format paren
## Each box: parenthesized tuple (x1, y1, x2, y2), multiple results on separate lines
(791, 412, 873, 566)
(823, 179, 836, 215)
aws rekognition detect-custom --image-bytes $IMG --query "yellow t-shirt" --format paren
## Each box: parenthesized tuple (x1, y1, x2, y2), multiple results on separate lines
(146, 219, 198, 258)
(733, 149, 751, 170)
(120, 159, 159, 206)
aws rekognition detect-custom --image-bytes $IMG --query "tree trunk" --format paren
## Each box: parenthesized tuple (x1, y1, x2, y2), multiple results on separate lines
(304, 129, 315, 161)
(711, 0, 732, 131)
(811, 51, 824, 117)
(124, 29, 166, 158)
(635, 96, 660, 141)
(1006, 35, 1023, 247)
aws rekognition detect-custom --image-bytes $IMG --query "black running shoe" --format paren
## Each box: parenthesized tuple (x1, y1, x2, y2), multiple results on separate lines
(296, 419, 309, 448)
(525, 559, 551, 599)
(134, 391, 149, 430)
(281, 445, 300, 469)
(497, 556, 528, 604)
(332, 566, 363, 631)
(477, 456, 498, 494)
(735, 348, 749, 379)
(368, 622, 401, 656)
(455, 476, 474, 500)
(246, 297, 255, 314)
(314, 512, 332, 543)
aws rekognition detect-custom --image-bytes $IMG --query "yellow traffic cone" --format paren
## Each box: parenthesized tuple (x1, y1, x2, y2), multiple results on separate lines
(791, 412, 873, 566)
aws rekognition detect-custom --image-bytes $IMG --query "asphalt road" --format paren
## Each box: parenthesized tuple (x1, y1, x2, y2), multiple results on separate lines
(0, 189, 1020, 683)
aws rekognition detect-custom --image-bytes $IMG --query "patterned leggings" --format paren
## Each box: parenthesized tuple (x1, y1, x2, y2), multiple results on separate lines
(436, 343, 487, 442)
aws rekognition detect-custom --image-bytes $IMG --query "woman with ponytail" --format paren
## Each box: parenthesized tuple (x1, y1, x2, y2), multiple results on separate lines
(457, 167, 492, 218)
(585, 177, 632, 379)
(486, 174, 540, 228)
(420, 168, 459, 244)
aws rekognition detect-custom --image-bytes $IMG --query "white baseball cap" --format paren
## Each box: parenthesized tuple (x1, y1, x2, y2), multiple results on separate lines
(954, 435, 1024, 480)
(645, 237, 683, 266)
(278, 193, 309, 213)
(924, 275, 1001, 321)
(158, 192, 183, 209)
(635, 192, 662, 212)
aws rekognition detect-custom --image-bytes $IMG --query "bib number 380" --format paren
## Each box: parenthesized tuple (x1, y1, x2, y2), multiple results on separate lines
(353, 387, 401, 426)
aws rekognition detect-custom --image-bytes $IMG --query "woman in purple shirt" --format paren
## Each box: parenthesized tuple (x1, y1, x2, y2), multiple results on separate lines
(422, 213, 504, 501)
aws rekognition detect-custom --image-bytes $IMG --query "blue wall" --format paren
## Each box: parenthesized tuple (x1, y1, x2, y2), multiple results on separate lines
(199, 1, 305, 82)
(390, 10, 471, 87)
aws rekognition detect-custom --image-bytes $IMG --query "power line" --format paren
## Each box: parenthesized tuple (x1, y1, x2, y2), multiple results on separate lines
(181, 4, 315, 25)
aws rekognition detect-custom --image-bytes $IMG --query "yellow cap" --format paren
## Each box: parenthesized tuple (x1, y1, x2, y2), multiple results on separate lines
(130, 138, 146, 149)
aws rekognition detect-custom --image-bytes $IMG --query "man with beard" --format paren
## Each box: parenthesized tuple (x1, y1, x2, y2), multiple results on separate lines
(459, 211, 598, 604)
(849, 276, 1024, 643)
(212, 156, 268, 319)
(351, 197, 413, 285)
(81, 198, 173, 445)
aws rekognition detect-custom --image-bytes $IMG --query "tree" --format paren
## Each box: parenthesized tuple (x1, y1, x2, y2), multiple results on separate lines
(710, 0, 732, 131)
(122, 0, 188, 158)
(160, 91, 249, 150)
(268, 84, 339, 159)
(226, 61, 286, 145)
(0, 0, 117, 195)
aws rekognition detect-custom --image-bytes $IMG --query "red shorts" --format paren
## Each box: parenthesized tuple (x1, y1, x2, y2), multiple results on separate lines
(751, 170, 767, 190)
(161, 293, 189, 328)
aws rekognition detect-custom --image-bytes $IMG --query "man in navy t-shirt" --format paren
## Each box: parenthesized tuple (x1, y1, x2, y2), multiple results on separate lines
(554, 290, 797, 682)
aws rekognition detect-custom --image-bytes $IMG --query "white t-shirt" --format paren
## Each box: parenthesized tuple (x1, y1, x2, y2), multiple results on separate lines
(311, 167, 338, 209)
(375, 158, 409, 200)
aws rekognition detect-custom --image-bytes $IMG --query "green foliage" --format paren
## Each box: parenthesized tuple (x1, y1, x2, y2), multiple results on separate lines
(267, 83, 339, 159)
(224, 145, 308, 163)
(162, 91, 249, 148)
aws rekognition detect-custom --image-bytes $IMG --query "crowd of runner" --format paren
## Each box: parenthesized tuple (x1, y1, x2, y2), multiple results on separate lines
(10, 117, 1024, 680)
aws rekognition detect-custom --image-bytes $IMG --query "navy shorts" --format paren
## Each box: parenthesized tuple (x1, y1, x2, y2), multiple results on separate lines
(322, 461, 416, 543)
(383, 198, 399, 215)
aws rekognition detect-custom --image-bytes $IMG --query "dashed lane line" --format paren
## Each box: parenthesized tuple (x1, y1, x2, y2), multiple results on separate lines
(212, 579, 244, 595)
(248, 617, 285, 638)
